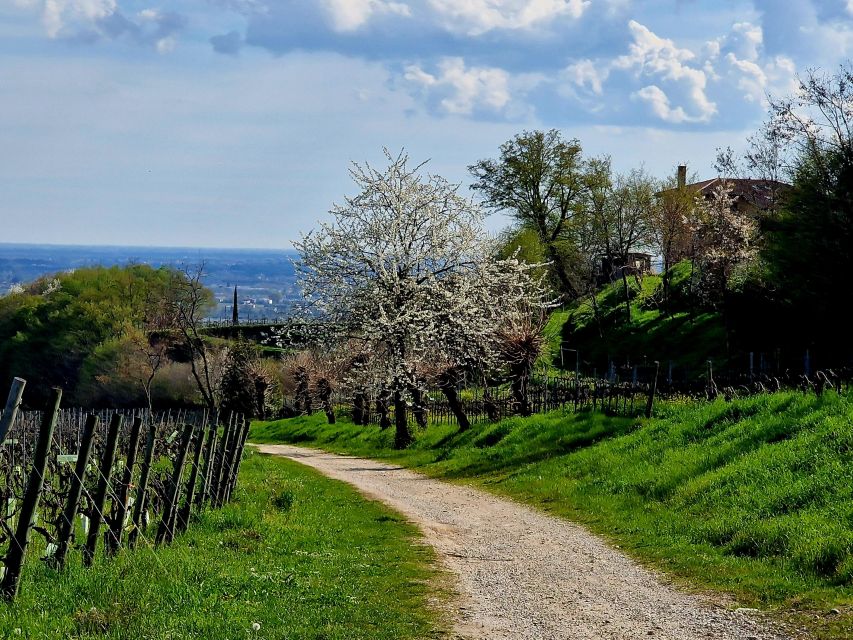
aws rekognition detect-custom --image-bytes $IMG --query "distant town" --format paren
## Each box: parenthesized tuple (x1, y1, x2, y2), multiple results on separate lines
(0, 243, 299, 321)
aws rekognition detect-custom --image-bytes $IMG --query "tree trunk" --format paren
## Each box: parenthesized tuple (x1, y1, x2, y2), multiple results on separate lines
(377, 390, 391, 430)
(318, 379, 335, 424)
(438, 380, 471, 431)
(621, 266, 632, 324)
(509, 365, 532, 417)
(410, 386, 428, 430)
(352, 391, 366, 425)
(295, 369, 311, 414)
(393, 389, 412, 448)
(545, 242, 578, 300)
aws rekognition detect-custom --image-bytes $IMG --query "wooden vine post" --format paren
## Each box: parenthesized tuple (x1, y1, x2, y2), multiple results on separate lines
(645, 361, 660, 419)
(83, 413, 123, 567)
(0, 377, 26, 444)
(156, 422, 195, 545)
(225, 419, 250, 502)
(106, 415, 143, 555)
(0, 388, 61, 601)
(175, 428, 206, 534)
(53, 413, 98, 570)
(129, 419, 157, 548)
(211, 416, 234, 508)
(220, 415, 244, 505)
(195, 423, 218, 508)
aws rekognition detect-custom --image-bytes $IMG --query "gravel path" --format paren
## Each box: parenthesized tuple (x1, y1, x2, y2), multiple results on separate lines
(255, 444, 791, 640)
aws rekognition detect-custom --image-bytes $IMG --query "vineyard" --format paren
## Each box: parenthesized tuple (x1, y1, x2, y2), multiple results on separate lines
(296, 364, 853, 431)
(0, 377, 249, 602)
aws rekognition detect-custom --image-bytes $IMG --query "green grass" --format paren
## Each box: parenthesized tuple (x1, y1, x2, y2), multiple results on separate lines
(0, 451, 448, 639)
(555, 261, 728, 375)
(252, 392, 853, 639)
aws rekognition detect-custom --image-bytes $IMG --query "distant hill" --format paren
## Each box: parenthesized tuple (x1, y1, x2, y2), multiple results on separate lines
(0, 243, 300, 320)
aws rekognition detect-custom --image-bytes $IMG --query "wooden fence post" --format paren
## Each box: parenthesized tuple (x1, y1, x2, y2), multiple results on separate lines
(195, 423, 218, 508)
(1, 388, 61, 601)
(106, 415, 143, 555)
(645, 361, 660, 419)
(225, 419, 250, 502)
(128, 419, 156, 549)
(156, 423, 195, 545)
(53, 413, 98, 570)
(83, 413, 123, 567)
(211, 418, 234, 508)
(0, 377, 26, 444)
(219, 415, 244, 506)
(175, 428, 206, 534)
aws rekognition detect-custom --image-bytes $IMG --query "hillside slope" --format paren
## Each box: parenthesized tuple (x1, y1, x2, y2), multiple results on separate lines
(543, 262, 729, 378)
(253, 391, 853, 638)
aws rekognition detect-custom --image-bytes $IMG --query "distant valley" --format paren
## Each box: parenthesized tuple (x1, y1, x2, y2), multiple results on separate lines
(0, 243, 299, 320)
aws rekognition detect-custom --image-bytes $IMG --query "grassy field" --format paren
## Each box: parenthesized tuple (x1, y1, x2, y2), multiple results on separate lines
(0, 451, 448, 639)
(252, 391, 853, 639)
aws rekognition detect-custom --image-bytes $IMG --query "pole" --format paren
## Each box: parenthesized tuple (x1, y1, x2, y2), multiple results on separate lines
(83, 413, 123, 566)
(54, 414, 98, 569)
(0, 377, 26, 444)
(1, 388, 61, 600)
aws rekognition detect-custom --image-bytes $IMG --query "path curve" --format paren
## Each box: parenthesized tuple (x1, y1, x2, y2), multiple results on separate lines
(255, 444, 790, 640)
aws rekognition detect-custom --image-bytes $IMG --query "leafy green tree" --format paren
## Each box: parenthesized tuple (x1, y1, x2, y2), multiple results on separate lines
(470, 130, 606, 300)
(219, 340, 258, 421)
(0, 264, 204, 405)
(759, 66, 853, 356)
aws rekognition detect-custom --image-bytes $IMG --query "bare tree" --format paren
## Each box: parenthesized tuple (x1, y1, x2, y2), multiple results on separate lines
(163, 265, 220, 414)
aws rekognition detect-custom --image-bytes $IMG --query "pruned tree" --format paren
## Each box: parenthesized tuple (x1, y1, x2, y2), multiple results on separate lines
(295, 149, 552, 447)
(495, 305, 547, 417)
(219, 340, 258, 422)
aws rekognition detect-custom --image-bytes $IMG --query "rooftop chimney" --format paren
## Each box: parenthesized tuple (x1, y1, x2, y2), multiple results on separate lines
(677, 164, 687, 189)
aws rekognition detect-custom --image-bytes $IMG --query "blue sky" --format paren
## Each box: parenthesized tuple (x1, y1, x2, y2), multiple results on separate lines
(2, 0, 852, 248)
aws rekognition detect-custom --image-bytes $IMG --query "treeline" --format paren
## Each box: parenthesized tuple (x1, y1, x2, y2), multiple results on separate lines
(478, 65, 853, 365)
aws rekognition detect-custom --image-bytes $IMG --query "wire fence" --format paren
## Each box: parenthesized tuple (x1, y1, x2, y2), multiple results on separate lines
(283, 364, 853, 429)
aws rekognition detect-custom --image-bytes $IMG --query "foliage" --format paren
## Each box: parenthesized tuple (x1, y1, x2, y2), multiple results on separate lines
(294, 149, 552, 447)
(0, 265, 193, 405)
(219, 340, 260, 420)
(470, 129, 607, 299)
(0, 452, 447, 639)
(254, 392, 853, 639)
(728, 64, 853, 359)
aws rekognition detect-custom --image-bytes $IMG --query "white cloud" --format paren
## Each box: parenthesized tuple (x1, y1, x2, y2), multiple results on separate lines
(563, 59, 608, 95)
(321, 0, 411, 32)
(632, 85, 694, 124)
(725, 22, 763, 61)
(566, 20, 717, 124)
(427, 0, 589, 35)
(712, 22, 797, 105)
(35, 0, 117, 38)
(404, 57, 514, 115)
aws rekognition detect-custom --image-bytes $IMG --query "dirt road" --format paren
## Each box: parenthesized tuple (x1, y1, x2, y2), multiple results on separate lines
(255, 444, 789, 640)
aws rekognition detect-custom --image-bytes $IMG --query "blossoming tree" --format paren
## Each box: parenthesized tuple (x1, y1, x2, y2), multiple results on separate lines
(294, 150, 552, 447)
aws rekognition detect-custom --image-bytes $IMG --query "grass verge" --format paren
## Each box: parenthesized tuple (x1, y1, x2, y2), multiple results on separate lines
(0, 451, 448, 639)
(252, 391, 853, 639)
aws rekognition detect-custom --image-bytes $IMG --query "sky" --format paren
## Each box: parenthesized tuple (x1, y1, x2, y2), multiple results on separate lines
(2, 1, 852, 249)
